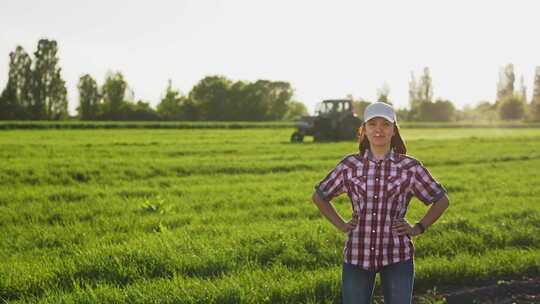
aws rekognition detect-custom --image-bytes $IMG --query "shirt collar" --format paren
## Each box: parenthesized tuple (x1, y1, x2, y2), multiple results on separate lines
(363, 148, 396, 162)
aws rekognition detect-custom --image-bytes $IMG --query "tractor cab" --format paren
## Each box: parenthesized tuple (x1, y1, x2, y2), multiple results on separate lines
(315, 99, 353, 115)
(291, 99, 361, 142)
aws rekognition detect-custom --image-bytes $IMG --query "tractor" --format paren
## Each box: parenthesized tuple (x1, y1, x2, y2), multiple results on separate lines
(290, 99, 362, 142)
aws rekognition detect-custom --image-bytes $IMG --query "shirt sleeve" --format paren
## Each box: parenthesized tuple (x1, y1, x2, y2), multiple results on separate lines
(314, 162, 346, 202)
(411, 162, 447, 205)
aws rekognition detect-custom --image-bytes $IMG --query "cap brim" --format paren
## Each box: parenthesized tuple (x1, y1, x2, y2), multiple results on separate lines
(364, 114, 395, 123)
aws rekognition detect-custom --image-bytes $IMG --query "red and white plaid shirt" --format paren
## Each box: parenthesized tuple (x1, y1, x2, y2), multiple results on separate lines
(315, 149, 446, 271)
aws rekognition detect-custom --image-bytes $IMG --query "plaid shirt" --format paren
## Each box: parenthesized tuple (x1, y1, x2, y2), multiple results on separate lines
(315, 149, 446, 271)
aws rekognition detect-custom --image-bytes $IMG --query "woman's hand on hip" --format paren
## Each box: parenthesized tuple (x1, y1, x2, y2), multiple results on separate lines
(339, 218, 357, 233)
(392, 218, 422, 236)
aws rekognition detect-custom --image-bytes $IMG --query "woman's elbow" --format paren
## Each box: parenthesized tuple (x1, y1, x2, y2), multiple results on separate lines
(312, 191, 321, 204)
(438, 194, 450, 209)
(312, 191, 328, 206)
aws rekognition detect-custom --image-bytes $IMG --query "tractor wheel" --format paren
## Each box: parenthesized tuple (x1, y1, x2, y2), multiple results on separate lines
(290, 132, 304, 142)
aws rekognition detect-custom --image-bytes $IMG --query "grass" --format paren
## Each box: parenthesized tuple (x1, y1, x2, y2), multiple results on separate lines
(0, 127, 539, 303)
(1, 120, 540, 130)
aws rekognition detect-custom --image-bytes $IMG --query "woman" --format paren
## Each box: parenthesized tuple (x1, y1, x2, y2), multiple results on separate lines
(312, 102, 450, 304)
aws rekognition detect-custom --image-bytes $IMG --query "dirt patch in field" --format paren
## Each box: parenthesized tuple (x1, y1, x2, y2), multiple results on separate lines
(413, 275, 540, 304)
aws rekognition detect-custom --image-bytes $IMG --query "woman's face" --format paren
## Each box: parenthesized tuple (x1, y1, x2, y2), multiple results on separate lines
(365, 117, 395, 148)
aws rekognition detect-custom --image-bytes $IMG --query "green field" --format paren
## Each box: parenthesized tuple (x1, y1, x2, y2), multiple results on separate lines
(1, 120, 540, 130)
(1, 127, 539, 303)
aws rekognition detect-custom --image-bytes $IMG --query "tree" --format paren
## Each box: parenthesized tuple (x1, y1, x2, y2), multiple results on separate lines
(411, 99, 456, 122)
(352, 99, 371, 119)
(413, 101, 433, 121)
(533, 66, 540, 102)
(408, 67, 437, 121)
(32, 39, 68, 120)
(187, 76, 293, 121)
(496, 64, 515, 102)
(77, 74, 100, 120)
(241, 80, 294, 121)
(457, 102, 497, 121)
(474, 101, 498, 122)
(157, 80, 187, 121)
(529, 67, 540, 121)
(265, 81, 294, 120)
(101, 71, 127, 120)
(498, 94, 525, 120)
(519, 75, 527, 103)
(376, 82, 392, 105)
(234, 81, 270, 121)
(228, 81, 257, 121)
(408, 72, 419, 108)
(530, 98, 540, 121)
(431, 99, 456, 121)
(121, 100, 160, 121)
(418, 67, 433, 103)
(0, 46, 33, 120)
(409, 67, 432, 109)
(395, 108, 411, 122)
(284, 101, 308, 120)
(180, 99, 199, 121)
(188, 75, 232, 121)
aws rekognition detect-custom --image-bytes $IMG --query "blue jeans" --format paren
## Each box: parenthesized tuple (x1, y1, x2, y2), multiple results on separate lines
(342, 259, 414, 304)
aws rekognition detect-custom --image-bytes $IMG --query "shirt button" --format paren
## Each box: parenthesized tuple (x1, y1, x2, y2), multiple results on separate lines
(373, 212, 376, 215)
(374, 195, 378, 199)
(372, 230, 376, 233)
(375, 178, 379, 181)
(371, 247, 375, 250)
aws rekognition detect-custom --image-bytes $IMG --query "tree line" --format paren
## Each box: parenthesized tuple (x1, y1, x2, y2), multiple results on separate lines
(0, 39, 308, 121)
(76, 73, 309, 122)
(441, 64, 540, 121)
(1, 39, 540, 122)
(352, 65, 540, 122)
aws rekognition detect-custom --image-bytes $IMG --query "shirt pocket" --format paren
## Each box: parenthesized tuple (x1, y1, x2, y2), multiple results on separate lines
(385, 172, 413, 218)
(385, 174, 403, 200)
(348, 175, 367, 201)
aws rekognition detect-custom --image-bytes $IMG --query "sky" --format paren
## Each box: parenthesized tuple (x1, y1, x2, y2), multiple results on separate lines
(1, 0, 539, 115)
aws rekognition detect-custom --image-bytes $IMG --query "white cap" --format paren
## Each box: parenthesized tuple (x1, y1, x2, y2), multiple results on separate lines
(363, 102, 396, 123)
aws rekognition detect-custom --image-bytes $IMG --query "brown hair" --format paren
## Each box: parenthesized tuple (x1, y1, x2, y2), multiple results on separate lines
(358, 123, 407, 155)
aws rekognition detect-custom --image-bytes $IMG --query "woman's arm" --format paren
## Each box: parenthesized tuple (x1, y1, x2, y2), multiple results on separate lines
(312, 192, 356, 233)
(393, 194, 450, 236)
